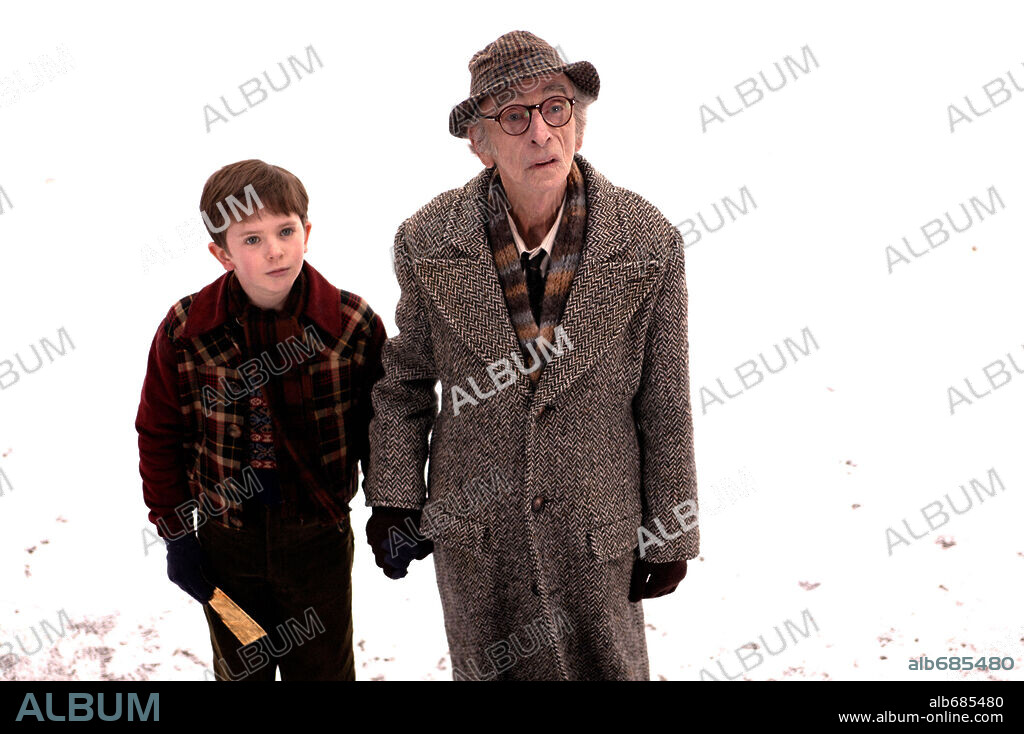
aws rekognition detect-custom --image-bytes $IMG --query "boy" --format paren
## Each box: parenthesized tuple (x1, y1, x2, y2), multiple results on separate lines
(135, 159, 386, 681)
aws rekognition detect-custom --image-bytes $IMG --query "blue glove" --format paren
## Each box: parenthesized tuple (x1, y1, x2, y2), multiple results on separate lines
(165, 533, 215, 603)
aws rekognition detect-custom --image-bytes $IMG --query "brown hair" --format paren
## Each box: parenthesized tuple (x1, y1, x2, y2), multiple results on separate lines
(199, 159, 309, 249)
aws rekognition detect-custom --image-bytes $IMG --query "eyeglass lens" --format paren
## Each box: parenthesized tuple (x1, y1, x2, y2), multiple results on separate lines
(499, 96, 572, 135)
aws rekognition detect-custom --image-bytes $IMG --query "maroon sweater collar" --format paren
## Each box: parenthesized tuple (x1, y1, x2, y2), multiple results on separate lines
(182, 260, 342, 339)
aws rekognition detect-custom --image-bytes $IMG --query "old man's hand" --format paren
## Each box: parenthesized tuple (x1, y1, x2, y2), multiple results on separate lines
(365, 507, 434, 580)
(628, 558, 687, 602)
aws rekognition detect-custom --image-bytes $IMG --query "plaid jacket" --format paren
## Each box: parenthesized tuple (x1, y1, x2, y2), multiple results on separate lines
(136, 260, 386, 538)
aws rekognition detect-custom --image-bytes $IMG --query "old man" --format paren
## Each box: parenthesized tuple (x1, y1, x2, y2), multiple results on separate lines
(364, 30, 700, 680)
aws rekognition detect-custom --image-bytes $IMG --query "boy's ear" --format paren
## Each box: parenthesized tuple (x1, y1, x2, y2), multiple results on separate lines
(303, 220, 312, 251)
(208, 242, 234, 271)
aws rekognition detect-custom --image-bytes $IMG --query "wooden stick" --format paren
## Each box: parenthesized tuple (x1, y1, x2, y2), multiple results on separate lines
(207, 587, 268, 646)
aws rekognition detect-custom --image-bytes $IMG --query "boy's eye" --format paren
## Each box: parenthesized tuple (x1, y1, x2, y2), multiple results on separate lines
(244, 236, 259, 245)
(280, 227, 294, 236)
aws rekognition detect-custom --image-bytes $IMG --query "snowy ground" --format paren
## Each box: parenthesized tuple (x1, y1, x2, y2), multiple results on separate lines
(1, 381, 1019, 682)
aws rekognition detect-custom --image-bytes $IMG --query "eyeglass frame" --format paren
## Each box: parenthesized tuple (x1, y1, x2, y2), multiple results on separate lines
(482, 95, 577, 136)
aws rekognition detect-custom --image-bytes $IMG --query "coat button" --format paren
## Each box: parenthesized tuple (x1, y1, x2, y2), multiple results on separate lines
(227, 423, 242, 438)
(531, 495, 545, 512)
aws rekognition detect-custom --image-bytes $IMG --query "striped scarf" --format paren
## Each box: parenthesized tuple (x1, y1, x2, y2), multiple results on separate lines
(486, 159, 586, 386)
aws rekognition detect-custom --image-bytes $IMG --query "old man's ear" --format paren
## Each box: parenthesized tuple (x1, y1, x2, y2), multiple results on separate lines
(467, 127, 496, 168)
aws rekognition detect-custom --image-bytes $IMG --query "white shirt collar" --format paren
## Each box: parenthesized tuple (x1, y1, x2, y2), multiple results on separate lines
(507, 195, 566, 276)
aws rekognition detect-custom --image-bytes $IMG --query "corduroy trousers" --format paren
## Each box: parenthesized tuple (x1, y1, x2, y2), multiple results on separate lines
(197, 504, 355, 681)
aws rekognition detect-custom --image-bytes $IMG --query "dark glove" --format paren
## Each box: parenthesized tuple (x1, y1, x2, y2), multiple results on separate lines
(165, 533, 215, 603)
(628, 558, 687, 602)
(365, 507, 434, 580)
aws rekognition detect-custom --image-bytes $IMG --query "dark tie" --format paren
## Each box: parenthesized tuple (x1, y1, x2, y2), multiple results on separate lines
(520, 250, 547, 326)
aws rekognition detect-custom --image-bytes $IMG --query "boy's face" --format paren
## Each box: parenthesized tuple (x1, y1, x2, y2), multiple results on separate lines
(208, 211, 311, 311)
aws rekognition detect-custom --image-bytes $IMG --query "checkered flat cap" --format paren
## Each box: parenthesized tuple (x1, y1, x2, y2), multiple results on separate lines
(449, 30, 600, 138)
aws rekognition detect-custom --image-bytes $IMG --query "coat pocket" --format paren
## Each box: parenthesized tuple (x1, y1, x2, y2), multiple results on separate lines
(420, 503, 489, 553)
(587, 513, 641, 563)
(307, 353, 353, 470)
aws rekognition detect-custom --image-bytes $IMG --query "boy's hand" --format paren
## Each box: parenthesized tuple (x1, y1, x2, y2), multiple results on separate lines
(365, 507, 434, 580)
(165, 533, 215, 603)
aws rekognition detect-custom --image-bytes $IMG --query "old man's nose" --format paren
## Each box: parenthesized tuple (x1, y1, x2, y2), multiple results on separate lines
(528, 108, 553, 143)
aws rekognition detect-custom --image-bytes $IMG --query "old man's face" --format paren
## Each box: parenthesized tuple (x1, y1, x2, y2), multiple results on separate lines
(473, 73, 582, 198)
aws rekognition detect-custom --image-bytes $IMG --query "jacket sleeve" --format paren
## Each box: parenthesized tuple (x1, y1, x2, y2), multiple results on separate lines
(356, 305, 387, 491)
(363, 220, 439, 510)
(633, 228, 700, 563)
(135, 312, 193, 539)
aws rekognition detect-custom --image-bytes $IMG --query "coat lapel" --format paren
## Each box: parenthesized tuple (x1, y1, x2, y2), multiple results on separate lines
(415, 167, 530, 398)
(414, 154, 664, 406)
(532, 156, 663, 406)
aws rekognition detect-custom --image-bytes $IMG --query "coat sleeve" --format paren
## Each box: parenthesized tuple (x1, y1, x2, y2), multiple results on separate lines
(356, 306, 387, 492)
(363, 220, 439, 510)
(633, 228, 700, 563)
(135, 313, 193, 539)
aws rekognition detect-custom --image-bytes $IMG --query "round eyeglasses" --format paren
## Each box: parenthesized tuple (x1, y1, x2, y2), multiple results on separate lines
(483, 95, 576, 136)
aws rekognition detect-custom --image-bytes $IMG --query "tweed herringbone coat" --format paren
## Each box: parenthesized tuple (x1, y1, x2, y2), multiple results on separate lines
(364, 153, 699, 681)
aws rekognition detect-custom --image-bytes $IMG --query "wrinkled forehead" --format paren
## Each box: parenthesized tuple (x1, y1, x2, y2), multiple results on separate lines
(480, 72, 573, 115)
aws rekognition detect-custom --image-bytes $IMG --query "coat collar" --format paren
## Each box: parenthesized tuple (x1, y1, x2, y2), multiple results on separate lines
(443, 153, 628, 263)
(415, 153, 665, 407)
(182, 260, 342, 340)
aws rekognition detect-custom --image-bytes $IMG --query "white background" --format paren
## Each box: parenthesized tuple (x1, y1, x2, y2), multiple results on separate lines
(0, 0, 1020, 681)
